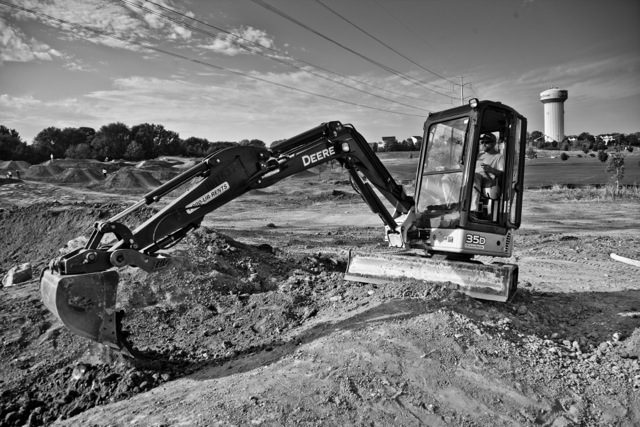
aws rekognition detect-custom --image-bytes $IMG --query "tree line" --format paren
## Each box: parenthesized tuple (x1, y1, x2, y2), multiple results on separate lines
(2, 123, 637, 165)
(527, 130, 640, 151)
(0, 123, 266, 164)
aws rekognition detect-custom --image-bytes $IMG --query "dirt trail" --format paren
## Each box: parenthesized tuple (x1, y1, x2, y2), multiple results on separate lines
(0, 158, 639, 427)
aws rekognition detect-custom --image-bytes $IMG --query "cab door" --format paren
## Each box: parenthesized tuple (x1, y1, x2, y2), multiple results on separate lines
(465, 105, 527, 231)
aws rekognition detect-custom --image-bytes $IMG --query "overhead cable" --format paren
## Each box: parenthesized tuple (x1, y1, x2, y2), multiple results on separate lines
(0, 0, 428, 117)
(315, 0, 455, 89)
(120, 0, 434, 111)
(127, 0, 446, 106)
(372, 0, 464, 75)
(250, 0, 457, 101)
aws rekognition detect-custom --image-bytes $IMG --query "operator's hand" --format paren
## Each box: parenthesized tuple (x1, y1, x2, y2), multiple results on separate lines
(481, 163, 494, 174)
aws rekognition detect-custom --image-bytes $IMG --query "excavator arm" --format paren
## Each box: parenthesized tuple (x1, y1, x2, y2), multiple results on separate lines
(40, 121, 414, 356)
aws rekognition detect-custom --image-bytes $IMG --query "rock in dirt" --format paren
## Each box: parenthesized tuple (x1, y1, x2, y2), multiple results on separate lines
(2, 262, 32, 287)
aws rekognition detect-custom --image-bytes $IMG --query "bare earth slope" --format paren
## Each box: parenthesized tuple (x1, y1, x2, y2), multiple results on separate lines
(0, 158, 639, 427)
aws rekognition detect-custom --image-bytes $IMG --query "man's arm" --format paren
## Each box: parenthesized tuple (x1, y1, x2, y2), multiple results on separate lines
(480, 155, 504, 177)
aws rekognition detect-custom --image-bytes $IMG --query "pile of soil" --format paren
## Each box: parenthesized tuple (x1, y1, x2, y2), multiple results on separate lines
(41, 159, 103, 169)
(135, 160, 176, 170)
(0, 160, 31, 172)
(147, 169, 179, 182)
(101, 167, 162, 192)
(55, 168, 105, 184)
(23, 164, 64, 180)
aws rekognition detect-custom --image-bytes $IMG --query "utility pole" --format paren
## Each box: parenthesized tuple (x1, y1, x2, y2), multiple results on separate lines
(452, 74, 472, 105)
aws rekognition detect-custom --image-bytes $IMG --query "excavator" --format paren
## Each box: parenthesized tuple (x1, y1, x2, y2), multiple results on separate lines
(40, 99, 527, 356)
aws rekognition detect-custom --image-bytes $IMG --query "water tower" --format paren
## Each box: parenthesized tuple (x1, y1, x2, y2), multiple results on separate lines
(540, 87, 568, 143)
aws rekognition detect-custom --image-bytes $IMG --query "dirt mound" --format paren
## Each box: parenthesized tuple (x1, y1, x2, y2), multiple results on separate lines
(42, 159, 105, 168)
(23, 164, 65, 179)
(135, 160, 175, 170)
(102, 167, 162, 191)
(148, 170, 179, 182)
(55, 167, 105, 184)
(161, 157, 199, 169)
(0, 160, 31, 171)
(1, 170, 639, 426)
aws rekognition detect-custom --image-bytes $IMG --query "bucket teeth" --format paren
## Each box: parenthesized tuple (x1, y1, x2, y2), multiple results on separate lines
(345, 250, 517, 302)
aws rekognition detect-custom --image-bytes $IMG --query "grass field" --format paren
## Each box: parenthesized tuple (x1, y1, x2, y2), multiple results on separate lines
(523, 152, 640, 188)
(375, 150, 640, 188)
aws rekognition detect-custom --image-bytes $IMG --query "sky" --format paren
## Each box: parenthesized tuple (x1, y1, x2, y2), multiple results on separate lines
(1, 0, 639, 146)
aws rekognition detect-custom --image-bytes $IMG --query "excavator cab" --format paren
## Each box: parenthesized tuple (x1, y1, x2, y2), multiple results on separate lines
(411, 99, 527, 257)
(345, 100, 527, 301)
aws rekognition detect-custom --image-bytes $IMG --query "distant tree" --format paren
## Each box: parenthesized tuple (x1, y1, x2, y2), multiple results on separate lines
(59, 127, 91, 154)
(384, 137, 400, 152)
(371, 142, 378, 152)
(33, 126, 64, 159)
(129, 123, 180, 158)
(153, 126, 181, 156)
(578, 132, 595, 144)
(606, 152, 625, 194)
(239, 139, 266, 148)
(626, 133, 638, 147)
(183, 137, 210, 157)
(206, 141, 236, 155)
(597, 150, 609, 163)
(400, 138, 416, 151)
(64, 143, 94, 159)
(78, 127, 96, 143)
(525, 146, 537, 163)
(92, 122, 130, 160)
(561, 142, 570, 151)
(124, 141, 146, 161)
(560, 152, 569, 162)
(0, 126, 27, 160)
(530, 130, 543, 145)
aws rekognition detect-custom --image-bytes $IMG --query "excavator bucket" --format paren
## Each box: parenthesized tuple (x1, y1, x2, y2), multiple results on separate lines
(40, 268, 137, 357)
(344, 251, 517, 302)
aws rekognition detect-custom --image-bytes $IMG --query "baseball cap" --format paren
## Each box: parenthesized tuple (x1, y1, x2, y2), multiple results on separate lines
(480, 134, 496, 144)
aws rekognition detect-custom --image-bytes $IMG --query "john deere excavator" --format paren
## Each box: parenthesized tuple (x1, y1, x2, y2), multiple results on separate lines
(40, 99, 527, 356)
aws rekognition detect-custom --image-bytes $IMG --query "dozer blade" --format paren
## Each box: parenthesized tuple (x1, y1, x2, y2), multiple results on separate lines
(40, 268, 138, 357)
(344, 251, 517, 302)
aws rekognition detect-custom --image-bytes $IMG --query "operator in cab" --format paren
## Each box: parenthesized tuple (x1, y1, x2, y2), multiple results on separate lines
(471, 133, 504, 220)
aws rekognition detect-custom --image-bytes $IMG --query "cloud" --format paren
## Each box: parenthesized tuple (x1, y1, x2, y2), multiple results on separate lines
(514, 53, 640, 100)
(122, 0, 193, 40)
(6, 0, 194, 54)
(0, 17, 63, 63)
(201, 26, 276, 56)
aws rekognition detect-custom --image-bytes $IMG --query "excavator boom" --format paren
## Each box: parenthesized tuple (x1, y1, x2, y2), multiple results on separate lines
(40, 122, 415, 354)
(40, 105, 527, 356)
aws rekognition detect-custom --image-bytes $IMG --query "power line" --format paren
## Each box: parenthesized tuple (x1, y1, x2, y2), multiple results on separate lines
(120, 0, 435, 111)
(0, 0, 427, 118)
(314, 0, 455, 89)
(250, 0, 457, 101)
(372, 0, 464, 76)
(138, 0, 444, 105)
